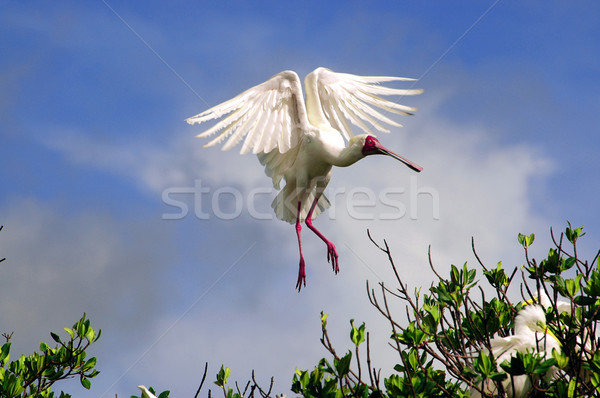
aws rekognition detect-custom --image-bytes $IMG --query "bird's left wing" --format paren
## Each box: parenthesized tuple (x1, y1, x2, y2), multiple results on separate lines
(186, 71, 309, 154)
(307, 67, 423, 140)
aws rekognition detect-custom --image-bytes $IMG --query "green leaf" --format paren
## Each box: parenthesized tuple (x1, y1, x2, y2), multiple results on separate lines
(407, 348, 420, 371)
(50, 332, 61, 343)
(483, 262, 509, 288)
(349, 319, 365, 347)
(565, 222, 584, 244)
(500, 355, 524, 376)
(3, 373, 24, 397)
(563, 257, 576, 272)
(554, 275, 568, 297)
(322, 377, 337, 394)
(334, 351, 352, 377)
(584, 270, 600, 297)
(552, 348, 569, 369)
(215, 365, 231, 387)
(450, 264, 460, 285)
(475, 351, 492, 375)
(0, 342, 11, 364)
(83, 357, 97, 371)
(94, 328, 102, 342)
(64, 328, 75, 339)
(565, 274, 583, 298)
(80, 375, 91, 389)
(568, 378, 577, 398)
(467, 268, 477, 284)
(565, 279, 577, 298)
(518, 233, 535, 248)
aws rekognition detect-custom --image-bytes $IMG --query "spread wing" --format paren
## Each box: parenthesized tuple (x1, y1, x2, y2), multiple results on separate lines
(186, 70, 310, 154)
(305, 67, 423, 140)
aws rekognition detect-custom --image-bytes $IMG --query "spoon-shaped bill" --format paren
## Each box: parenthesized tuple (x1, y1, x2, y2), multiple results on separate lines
(376, 144, 423, 172)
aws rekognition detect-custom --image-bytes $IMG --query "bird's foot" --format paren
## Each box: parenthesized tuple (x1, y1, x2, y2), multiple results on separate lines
(326, 241, 339, 274)
(296, 257, 306, 292)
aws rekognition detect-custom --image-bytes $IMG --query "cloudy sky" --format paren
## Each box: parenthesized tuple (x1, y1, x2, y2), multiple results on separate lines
(1, 1, 599, 397)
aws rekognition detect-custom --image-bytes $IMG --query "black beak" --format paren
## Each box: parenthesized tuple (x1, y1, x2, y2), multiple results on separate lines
(375, 143, 423, 172)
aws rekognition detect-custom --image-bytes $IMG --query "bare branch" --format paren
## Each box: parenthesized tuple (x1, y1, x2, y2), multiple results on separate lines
(193, 362, 209, 398)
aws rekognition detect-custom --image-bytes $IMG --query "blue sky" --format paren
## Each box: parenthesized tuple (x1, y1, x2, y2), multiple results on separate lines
(1, 1, 599, 397)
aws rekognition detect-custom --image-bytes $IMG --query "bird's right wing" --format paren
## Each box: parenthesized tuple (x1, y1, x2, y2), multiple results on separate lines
(186, 71, 310, 155)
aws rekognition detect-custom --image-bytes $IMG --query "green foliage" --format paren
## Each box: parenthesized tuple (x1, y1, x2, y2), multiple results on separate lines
(215, 365, 232, 388)
(142, 223, 600, 398)
(518, 232, 535, 249)
(0, 314, 100, 398)
(286, 223, 600, 397)
(498, 350, 557, 377)
(211, 366, 251, 398)
(350, 319, 366, 347)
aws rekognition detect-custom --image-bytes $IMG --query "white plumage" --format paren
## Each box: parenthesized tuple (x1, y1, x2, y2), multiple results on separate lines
(471, 305, 561, 398)
(187, 67, 422, 290)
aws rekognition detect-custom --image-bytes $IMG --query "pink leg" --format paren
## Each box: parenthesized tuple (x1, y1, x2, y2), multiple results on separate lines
(295, 201, 306, 291)
(305, 195, 339, 274)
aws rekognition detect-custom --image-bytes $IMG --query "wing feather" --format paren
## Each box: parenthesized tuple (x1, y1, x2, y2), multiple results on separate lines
(187, 70, 309, 155)
(222, 103, 260, 151)
(241, 95, 272, 154)
(347, 95, 401, 131)
(337, 100, 375, 135)
(306, 67, 422, 140)
(353, 89, 418, 115)
(327, 99, 354, 140)
(256, 107, 276, 154)
(257, 144, 302, 190)
(204, 111, 245, 148)
(344, 95, 396, 132)
(265, 106, 283, 153)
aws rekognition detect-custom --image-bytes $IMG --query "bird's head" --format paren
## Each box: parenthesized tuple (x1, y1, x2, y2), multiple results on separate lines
(515, 305, 561, 347)
(357, 135, 423, 172)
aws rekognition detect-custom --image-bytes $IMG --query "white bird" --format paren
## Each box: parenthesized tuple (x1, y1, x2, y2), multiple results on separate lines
(138, 385, 158, 398)
(527, 290, 572, 314)
(187, 67, 423, 290)
(471, 305, 561, 398)
(528, 290, 598, 359)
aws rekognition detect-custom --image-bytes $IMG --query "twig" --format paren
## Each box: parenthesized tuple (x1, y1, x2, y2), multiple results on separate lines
(251, 370, 274, 398)
(193, 362, 209, 398)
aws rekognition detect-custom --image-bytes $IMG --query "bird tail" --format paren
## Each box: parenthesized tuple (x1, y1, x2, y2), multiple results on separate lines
(272, 185, 330, 224)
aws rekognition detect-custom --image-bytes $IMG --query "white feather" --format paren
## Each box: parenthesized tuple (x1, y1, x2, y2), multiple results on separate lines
(470, 305, 561, 398)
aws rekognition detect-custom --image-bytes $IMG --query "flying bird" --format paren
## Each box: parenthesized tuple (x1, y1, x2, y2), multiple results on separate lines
(470, 305, 561, 398)
(187, 67, 423, 290)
